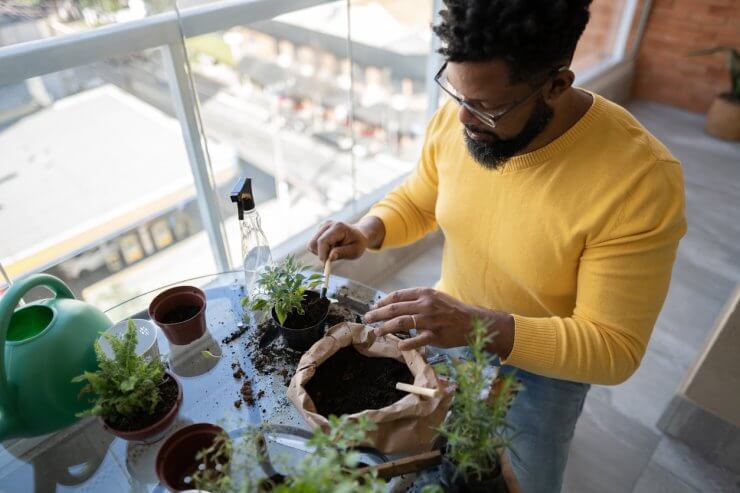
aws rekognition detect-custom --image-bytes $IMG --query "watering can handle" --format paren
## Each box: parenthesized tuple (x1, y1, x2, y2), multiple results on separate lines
(0, 274, 75, 435)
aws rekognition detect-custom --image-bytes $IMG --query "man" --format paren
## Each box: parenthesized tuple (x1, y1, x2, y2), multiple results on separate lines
(308, 1, 686, 491)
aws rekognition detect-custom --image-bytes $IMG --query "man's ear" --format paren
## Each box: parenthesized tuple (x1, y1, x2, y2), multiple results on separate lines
(545, 68, 575, 102)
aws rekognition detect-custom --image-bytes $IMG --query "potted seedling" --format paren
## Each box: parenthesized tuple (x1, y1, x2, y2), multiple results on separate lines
(191, 416, 394, 493)
(248, 255, 327, 352)
(434, 319, 521, 493)
(73, 320, 183, 442)
(690, 46, 740, 140)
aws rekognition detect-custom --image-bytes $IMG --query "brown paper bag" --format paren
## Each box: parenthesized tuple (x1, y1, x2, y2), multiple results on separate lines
(287, 322, 453, 454)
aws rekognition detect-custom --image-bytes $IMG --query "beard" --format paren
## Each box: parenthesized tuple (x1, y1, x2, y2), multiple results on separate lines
(463, 95, 554, 170)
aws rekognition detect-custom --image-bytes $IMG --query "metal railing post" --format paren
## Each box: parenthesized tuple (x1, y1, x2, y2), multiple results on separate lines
(161, 42, 230, 272)
(425, 0, 443, 120)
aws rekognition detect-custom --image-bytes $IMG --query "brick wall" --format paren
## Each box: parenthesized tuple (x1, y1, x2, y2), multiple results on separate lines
(573, 0, 626, 71)
(632, 0, 740, 113)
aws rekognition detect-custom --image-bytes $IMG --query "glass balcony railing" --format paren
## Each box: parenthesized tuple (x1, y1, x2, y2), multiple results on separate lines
(0, 0, 644, 309)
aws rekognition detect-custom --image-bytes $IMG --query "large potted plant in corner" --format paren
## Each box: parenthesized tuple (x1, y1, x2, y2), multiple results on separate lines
(248, 255, 327, 352)
(435, 319, 521, 493)
(73, 320, 183, 442)
(690, 46, 740, 141)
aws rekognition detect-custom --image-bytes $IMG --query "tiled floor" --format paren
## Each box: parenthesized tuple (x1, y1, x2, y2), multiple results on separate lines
(377, 100, 740, 492)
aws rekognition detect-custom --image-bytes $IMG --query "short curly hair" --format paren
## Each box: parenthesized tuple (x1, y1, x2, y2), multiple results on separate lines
(433, 0, 593, 83)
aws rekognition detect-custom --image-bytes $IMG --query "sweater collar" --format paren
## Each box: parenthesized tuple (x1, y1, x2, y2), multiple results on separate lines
(497, 90, 604, 174)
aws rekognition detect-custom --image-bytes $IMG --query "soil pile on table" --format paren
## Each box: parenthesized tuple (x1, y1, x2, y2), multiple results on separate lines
(222, 322, 249, 344)
(247, 303, 357, 386)
(305, 346, 413, 416)
(231, 361, 255, 409)
(250, 321, 303, 382)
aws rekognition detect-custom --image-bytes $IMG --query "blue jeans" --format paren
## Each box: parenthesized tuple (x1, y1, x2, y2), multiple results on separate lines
(499, 365, 590, 493)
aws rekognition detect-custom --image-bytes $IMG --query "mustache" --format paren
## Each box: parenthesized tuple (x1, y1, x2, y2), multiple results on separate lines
(464, 124, 497, 138)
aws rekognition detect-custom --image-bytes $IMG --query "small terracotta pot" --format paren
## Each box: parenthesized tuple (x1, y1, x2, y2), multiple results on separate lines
(156, 423, 230, 492)
(102, 371, 182, 443)
(149, 286, 208, 345)
(706, 94, 740, 141)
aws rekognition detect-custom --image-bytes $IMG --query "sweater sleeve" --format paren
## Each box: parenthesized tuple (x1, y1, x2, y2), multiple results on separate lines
(364, 106, 445, 249)
(502, 161, 687, 385)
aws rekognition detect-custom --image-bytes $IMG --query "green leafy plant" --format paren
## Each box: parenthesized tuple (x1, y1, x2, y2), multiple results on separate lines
(193, 431, 235, 492)
(193, 415, 389, 493)
(690, 46, 739, 101)
(278, 415, 385, 493)
(247, 255, 323, 326)
(435, 319, 521, 483)
(73, 320, 166, 423)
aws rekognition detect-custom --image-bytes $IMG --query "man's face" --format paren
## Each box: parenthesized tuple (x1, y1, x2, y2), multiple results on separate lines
(446, 61, 554, 169)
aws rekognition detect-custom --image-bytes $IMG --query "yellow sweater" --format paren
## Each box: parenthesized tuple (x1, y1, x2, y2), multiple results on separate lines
(368, 94, 686, 385)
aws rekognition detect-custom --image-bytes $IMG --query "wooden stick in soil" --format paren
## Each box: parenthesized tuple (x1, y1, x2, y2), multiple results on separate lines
(320, 258, 332, 299)
(396, 382, 441, 399)
(356, 450, 442, 480)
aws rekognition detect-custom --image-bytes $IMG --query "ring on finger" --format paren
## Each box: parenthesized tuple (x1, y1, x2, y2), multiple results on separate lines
(410, 314, 417, 329)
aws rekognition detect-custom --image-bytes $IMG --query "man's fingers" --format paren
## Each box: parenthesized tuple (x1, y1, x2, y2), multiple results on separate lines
(374, 288, 425, 309)
(398, 330, 435, 351)
(373, 315, 416, 337)
(364, 301, 420, 323)
(307, 222, 333, 255)
(330, 245, 357, 261)
(317, 225, 348, 262)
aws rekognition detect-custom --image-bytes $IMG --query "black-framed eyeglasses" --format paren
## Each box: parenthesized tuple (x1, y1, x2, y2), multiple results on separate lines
(434, 62, 567, 129)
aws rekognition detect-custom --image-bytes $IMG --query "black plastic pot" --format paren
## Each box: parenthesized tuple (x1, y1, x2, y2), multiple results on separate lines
(271, 290, 329, 352)
(439, 457, 507, 493)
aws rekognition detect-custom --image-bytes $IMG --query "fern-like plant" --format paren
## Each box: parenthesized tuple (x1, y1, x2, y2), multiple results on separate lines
(435, 319, 521, 484)
(247, 255, 323, 326)
(73, 320, 166, 424)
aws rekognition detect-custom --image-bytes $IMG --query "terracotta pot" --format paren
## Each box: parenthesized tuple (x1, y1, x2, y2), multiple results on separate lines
(271, 290, 329, 352)
(706, 94, 740, 141)
(102, 371, 182, 443)
(156, 423, 229, 492)
(149, 286, 208, 345)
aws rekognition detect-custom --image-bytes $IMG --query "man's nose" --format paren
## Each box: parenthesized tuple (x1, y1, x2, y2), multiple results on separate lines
(458, 104, 480, 127)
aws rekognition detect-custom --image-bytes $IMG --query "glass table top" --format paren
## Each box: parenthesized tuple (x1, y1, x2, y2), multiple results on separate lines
(0, 271, 394, 492)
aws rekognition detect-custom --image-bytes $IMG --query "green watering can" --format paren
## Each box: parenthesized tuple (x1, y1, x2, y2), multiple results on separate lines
(0, 274, 110, 440)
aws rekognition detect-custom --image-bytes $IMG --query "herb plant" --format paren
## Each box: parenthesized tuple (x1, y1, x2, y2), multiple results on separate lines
(248, 255, 323, 326)
(435, 319, 521, 483)
(73, 320, 166, 423)
(193, 430, 235, 492)
(193, 415, 387, 493)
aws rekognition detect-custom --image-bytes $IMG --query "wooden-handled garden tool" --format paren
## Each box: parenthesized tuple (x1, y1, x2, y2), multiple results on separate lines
(320, 257, 332, 300)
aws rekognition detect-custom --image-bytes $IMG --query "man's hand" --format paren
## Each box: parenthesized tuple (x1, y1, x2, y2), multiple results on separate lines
(307, 217, 385, 262)
(364, 287, 515, 357)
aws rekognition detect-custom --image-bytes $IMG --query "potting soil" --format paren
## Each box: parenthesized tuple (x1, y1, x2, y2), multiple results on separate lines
(160, 305, 200, 324)
(305, 346, 414, 416)
(282, 292, 330, 330)
(105, 373, 178, 431)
